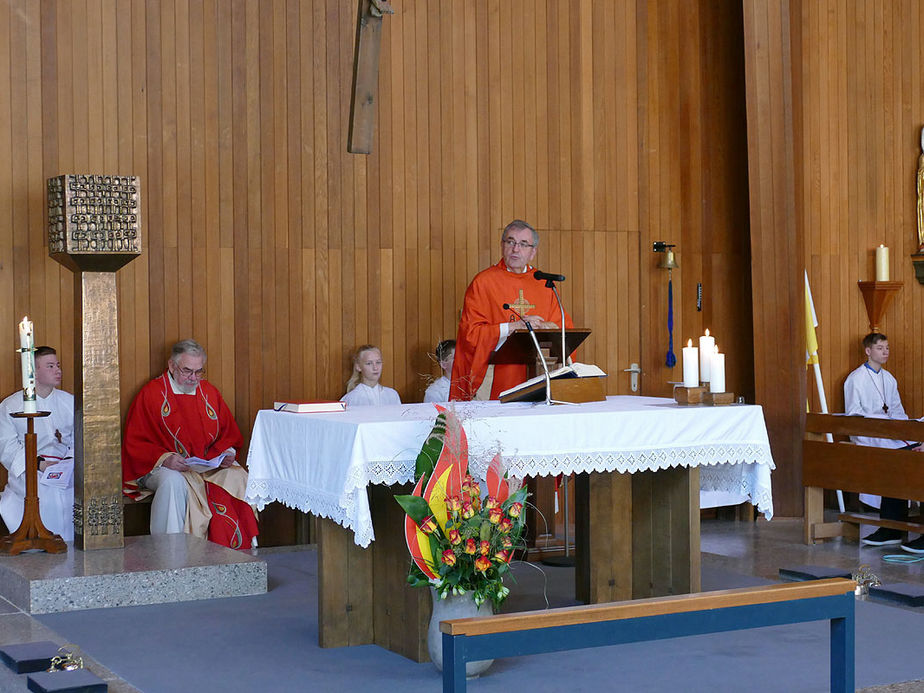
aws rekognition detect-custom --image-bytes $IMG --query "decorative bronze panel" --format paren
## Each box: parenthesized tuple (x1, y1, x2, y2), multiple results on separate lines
(47, 174, 141, 272)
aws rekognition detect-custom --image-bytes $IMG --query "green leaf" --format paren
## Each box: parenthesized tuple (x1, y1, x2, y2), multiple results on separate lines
(395, 494, 431, 524)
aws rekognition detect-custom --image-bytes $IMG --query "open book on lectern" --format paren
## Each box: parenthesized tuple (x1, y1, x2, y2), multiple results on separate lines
(498, 362, 606, 402)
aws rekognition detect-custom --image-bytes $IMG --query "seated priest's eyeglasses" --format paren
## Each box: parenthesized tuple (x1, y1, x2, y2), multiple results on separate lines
(178, 366, 206, 378)
(502, 238, 535, 250)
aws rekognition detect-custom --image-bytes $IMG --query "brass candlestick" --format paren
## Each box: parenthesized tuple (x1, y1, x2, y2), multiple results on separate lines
(0, 411, 67, 555)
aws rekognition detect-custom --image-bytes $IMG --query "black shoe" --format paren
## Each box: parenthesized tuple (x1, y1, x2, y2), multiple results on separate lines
(901, 536, 924, 554)
(861, 528, 904, 546)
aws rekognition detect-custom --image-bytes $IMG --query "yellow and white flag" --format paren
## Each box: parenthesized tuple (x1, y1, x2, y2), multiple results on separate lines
(805, 271, 819, 366)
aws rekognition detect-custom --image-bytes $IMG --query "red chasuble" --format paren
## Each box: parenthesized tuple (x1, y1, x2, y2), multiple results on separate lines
(122, 373, 256, 549)
(122, 373, 244, 482)
(450, 260, 574, 400)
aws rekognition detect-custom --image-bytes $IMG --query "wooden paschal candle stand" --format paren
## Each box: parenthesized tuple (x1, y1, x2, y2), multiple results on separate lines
(0, 412, 66, 554)
(47, 174, 142, 550)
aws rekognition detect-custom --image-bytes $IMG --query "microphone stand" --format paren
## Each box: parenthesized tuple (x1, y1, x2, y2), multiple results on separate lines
(520, 318, 554, 407)
(543, 277, 568, 373)
(539, 276, 575, 567)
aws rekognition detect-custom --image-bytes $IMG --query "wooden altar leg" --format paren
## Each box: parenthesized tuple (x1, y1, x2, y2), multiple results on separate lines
(369, 484, 430, 662)
(574, 471, 632, 603)
(632, 467, 700, 597)
(317, 518, 374, 648)
(317, 485, 430, 662)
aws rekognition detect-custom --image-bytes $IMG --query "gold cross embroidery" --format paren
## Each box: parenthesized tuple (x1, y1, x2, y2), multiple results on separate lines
(508, 290, 535, 319)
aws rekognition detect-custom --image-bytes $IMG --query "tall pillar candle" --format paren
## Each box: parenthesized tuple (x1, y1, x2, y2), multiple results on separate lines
(682, 339, 699, 387)
(699, 329, 715, 383)
(875, 245, 889, 281)
(18, 316, 36, 413)
(710, 345, 726, 393)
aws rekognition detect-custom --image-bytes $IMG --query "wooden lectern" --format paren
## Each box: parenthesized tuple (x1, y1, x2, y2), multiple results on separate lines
(492, 328, 605, 404)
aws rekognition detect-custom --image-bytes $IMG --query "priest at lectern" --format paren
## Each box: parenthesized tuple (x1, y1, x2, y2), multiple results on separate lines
(450, 220, 574, 400)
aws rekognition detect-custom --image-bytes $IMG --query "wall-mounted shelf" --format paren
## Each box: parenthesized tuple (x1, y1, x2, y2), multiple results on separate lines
(857, 281, 902, 331)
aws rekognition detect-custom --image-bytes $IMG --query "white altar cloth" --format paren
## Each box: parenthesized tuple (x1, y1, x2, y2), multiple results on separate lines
(245, 396, 775, 547)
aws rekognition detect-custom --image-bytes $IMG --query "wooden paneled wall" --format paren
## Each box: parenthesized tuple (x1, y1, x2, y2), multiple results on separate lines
(799, 1, 924, 418)
(743, 0, 805, 518)
(0, 1, 754, 535)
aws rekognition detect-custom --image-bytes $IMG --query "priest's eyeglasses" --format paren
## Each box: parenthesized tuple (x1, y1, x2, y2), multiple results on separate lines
(502, 238, 535, 249)
(178, 367, 206, 378)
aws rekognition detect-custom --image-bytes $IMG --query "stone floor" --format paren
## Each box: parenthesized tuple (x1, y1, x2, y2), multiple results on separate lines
(1, 515, 921, 691)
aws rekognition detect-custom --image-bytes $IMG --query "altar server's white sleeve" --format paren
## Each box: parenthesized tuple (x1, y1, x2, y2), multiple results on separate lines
(0, 395, 26, 478)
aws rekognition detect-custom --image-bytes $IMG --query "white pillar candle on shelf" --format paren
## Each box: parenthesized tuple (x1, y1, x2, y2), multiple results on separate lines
(18, 316, 36, 413)
(682, 339, 699, 388)
(875, 245, 889, 281)
(710, 345, 726, 393)
(699, 329, 715, 383)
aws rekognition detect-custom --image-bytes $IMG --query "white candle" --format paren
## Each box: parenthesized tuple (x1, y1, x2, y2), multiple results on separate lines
(682, 339, 699, 388)
(710, 345, 726, 393)
(699, 329, 715, 383)
(875, 245, 889, 281)
(19, 316, 36, 413)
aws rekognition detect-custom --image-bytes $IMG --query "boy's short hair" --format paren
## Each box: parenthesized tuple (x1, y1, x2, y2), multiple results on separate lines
(862, 332, 887, 350)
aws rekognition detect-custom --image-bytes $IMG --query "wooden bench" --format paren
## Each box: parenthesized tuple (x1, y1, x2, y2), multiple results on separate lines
(439, 578, 856, 692)
(803, 413, 924, 543)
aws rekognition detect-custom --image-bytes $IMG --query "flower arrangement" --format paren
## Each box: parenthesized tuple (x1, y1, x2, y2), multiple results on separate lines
(395, 405, 528, 608)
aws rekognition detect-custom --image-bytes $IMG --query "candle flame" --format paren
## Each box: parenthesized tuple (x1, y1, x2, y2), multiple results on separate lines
(687, 338, 692, 348)
(714, 344, 719, 354)
(705, 328, 710, 337)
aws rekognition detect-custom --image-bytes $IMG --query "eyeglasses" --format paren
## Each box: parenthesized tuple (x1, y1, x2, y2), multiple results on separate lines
(502, 238, 535, 250)
(178, 367, 205, 378)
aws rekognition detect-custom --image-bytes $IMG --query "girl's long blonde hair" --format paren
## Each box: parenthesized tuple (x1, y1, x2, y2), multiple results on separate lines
(345, 344, 381, 393)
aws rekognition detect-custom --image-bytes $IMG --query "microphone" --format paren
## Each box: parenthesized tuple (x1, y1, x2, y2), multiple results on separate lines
(534, 269, 566, 283)
(502, 303, 552, 405)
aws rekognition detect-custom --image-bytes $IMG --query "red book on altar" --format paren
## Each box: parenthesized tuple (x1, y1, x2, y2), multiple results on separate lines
(273, 400, 346, 413)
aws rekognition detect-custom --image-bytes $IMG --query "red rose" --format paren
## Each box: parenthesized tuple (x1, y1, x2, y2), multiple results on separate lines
(441, 549, 457, 566)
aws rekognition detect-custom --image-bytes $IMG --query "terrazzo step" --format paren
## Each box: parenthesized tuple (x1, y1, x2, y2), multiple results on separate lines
(0, 534, 266, 614)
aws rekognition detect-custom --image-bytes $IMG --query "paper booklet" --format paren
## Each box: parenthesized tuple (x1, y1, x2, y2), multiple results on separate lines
(40, 459, 73, 489)
(274, 400, 347, 414)
(185, 451, 232, 473)
(497, 362, 607, 400)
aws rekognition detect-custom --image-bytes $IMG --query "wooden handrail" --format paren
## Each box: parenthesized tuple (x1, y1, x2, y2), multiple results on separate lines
(805, 412, 924, 440)
(440, 578, 855, 636)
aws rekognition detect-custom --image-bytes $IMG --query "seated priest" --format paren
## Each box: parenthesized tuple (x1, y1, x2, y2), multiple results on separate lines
(122, 339, 257, 549)
(0, 346, 74, 541)
(450, 219, 574, 400)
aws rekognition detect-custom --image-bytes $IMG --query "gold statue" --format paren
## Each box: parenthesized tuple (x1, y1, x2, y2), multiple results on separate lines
(918, 126, 924, 251)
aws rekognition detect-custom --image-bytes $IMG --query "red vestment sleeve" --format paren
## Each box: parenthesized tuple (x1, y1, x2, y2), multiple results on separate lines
(450, 273, 504, 400)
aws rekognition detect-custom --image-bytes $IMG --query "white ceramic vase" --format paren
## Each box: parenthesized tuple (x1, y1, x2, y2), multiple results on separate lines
(427, 587, 494, 677)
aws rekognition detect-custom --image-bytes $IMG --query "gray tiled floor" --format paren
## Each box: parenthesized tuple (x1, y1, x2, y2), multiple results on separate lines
(0, 516, 921, 691)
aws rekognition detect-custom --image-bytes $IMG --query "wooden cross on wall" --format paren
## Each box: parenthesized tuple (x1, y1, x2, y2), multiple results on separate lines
(348, 0, 395, 154)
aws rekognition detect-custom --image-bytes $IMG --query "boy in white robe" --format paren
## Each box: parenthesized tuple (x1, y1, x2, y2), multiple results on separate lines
(843, 332, 923, 550)
(0, 346, 74, 541)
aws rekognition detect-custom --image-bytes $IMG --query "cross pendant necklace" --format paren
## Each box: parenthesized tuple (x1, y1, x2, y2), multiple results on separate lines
(865, 366, 889, 415)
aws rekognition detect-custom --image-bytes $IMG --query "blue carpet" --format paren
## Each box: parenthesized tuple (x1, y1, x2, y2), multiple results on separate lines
(35, 549, 924, 692)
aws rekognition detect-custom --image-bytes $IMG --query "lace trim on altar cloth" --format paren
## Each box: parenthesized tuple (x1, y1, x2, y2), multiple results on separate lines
(245, 478, 375, 547)
(361, 442, 774, 485)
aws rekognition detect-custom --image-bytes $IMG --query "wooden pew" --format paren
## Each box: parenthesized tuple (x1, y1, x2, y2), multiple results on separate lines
(439, 578, 856, 693)
(803, 413, 924, 544)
